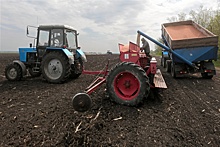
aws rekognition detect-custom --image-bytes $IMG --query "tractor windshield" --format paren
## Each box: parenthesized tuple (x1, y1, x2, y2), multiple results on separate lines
(38, 30, 50, 46)
(65, 30, 77, 49)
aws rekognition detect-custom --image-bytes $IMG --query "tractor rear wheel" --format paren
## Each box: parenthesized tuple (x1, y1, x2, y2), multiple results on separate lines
(106, 62, 150, 106)
(41, 51, 70, 83)
(5, 63, 22, 81)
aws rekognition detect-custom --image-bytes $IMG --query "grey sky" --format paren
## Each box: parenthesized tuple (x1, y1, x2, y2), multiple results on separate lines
(0, 0, 219, 53)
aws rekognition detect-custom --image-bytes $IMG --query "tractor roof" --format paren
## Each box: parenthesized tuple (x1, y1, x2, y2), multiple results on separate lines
(38, 25, 76, 31)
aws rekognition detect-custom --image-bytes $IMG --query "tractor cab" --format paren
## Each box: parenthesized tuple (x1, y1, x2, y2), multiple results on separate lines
(36, 25, 78, 60)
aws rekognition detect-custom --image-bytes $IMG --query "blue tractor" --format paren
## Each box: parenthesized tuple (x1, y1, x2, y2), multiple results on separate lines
(5, 25, 87, 83)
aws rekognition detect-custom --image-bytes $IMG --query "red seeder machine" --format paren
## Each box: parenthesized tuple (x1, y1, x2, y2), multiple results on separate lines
(72, 31, 167, 112)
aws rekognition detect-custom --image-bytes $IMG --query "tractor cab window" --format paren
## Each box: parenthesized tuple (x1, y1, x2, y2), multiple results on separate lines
(65, 30, 77, 49)
(38, 30, 49, 46)
(51, 29, 63, 47)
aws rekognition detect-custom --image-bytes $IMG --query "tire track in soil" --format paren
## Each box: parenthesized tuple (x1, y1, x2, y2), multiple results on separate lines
(135, 62, 220, 146)
(175, 78, 220, 146)
(178, 78, 220, 118)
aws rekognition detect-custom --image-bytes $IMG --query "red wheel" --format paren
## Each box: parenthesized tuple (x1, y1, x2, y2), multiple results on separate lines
(114, 72, 140, 100)
(107, 62, 150, 106)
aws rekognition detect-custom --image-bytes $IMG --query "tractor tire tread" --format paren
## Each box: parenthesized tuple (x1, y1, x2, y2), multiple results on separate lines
(5, 63, 22, 81)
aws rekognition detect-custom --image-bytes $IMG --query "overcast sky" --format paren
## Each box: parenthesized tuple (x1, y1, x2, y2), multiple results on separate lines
(0, 0, 219, 53)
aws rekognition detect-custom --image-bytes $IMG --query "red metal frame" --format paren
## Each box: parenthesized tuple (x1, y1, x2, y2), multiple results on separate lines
(85, 77, 106, 95)
(119, 42, 140, 64)
(83, 60, 109, 95)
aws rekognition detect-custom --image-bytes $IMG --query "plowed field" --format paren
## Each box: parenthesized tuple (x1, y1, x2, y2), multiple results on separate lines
(0, 53, 220, 146)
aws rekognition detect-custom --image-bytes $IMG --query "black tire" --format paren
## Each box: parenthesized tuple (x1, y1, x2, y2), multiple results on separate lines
(106, 62, 150, 106)
(166, 60, 171, 72)
(161, 57, 166, 68)
(28, 67, 41, 77)
(171, 63, 176, 78)
(201, 73, 213, 79)
(72, 93, 92, 112)
(70, 58, 83, 79)
(41, 51, 70, 83)
(5, 63, 22, 81)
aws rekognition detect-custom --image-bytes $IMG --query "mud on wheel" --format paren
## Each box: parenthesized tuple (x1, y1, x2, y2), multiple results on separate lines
(5, 63, 22, 81)
(70, 58, 83, 79)
(41, 51, 70, 83)
(106, 62, 150, 106)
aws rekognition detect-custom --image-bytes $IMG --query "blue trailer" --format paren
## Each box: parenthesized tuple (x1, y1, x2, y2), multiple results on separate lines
(139, 20, 218, 79)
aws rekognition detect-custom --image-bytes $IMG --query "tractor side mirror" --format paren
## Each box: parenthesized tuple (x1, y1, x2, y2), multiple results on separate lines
(30, 43, 32, 48)
(77, 47, 81, 49)
(27, 27, 29, 35)
(26, 25, 38, 38)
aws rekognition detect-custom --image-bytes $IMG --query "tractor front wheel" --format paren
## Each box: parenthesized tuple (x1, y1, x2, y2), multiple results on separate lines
(5, 63, 22, 81)
(106, 62, 150, 106)
(41, 51, 70, 83)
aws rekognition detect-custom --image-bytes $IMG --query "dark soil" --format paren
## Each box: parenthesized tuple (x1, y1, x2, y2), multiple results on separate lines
(0, 53, 220, 146)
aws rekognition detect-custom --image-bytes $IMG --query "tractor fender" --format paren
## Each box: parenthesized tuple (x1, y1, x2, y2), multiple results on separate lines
(45, 48, 75, 65)
(76, 49, 87, 62)
(13, 60, 27, 76)
(61, 49, 75, 64)
(45, 48, 87, 64)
